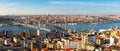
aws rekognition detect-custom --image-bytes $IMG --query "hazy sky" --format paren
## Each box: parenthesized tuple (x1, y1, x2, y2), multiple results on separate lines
(0, 0, 120, 15)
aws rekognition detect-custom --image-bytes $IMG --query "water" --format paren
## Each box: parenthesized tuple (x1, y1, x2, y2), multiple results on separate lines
(0, 24, 62, 34)
(63, 20, 120, 32)
(0, 20, 120, 33)
(0, 25, 36, 34)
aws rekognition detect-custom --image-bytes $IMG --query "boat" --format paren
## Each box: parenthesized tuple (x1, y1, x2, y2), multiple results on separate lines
(0, 24, 3, 26)
(68, 23, 77, 25)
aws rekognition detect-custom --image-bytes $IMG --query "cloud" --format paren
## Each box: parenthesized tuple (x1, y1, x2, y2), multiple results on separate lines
(49, 1, 120, 7)
(49, 1, 95, 5)
(5, 3, 20, 6)
(0, 2, 20, 6)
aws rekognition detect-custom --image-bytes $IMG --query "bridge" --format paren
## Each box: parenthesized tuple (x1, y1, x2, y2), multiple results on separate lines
(13, 22, 51, 32)
(45, 23, 69, 32)
(13, 22, 77, 37)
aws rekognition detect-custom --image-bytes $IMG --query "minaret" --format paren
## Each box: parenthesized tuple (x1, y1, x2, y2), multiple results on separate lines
(25, 18, 30, 38)
(37, 21, 40, 37)
(31, 42, 33, 51)
(73, 27, 75, 33)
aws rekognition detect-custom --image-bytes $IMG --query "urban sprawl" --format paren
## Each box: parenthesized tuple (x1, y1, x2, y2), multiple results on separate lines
(0, 15, 120, 51)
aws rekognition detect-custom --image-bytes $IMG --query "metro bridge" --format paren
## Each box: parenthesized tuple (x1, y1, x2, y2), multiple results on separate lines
(13, 22, 50, 32)
(13, 22, 51, 37)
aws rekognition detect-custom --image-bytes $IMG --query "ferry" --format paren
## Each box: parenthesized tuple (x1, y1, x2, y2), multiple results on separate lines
(0, 24, 3, 26)
(68, 23, 77, 25)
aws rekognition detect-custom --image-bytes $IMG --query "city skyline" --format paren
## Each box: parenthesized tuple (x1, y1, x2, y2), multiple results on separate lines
(0, 0, 120, 15)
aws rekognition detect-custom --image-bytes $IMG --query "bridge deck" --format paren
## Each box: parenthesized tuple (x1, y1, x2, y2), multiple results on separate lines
(13, 22, 50, 32)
